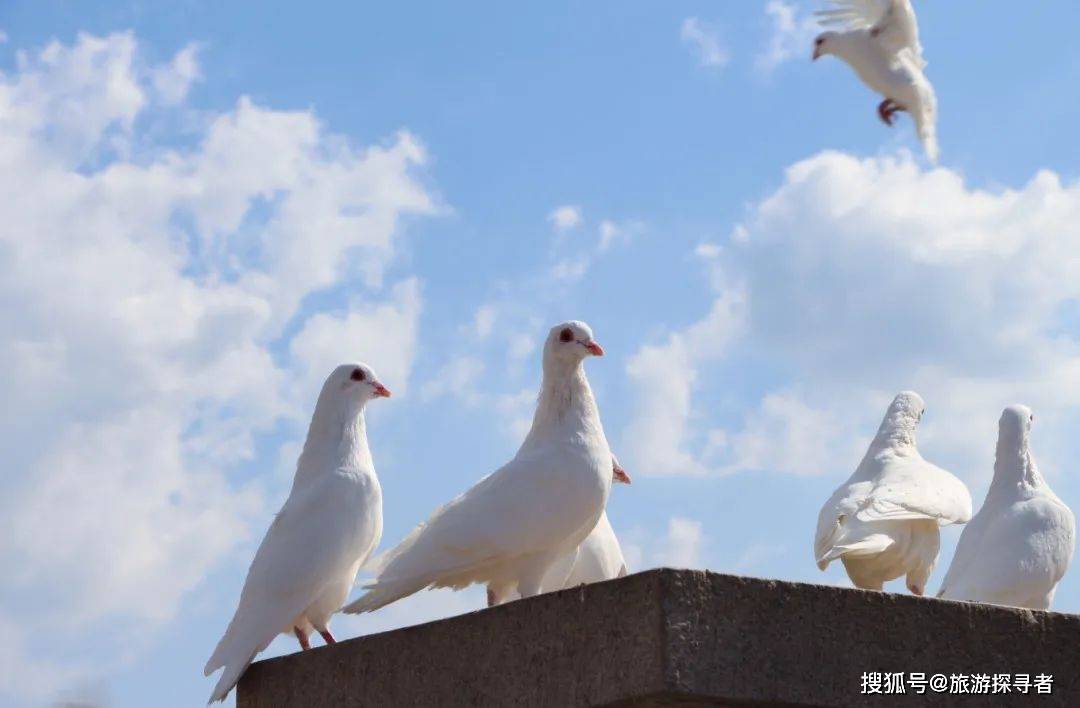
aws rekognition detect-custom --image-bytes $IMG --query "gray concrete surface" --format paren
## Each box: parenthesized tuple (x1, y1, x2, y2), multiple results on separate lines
(237, 569, 1079, 707)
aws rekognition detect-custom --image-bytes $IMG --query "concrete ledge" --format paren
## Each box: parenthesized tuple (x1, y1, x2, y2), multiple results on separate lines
(238, 569, 1080, 706)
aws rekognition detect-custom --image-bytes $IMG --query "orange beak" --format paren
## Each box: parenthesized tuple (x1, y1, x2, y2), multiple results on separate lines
(613, 463, 631, 484)
(373, 383, 392, 398)
(585, 341, 604, 356)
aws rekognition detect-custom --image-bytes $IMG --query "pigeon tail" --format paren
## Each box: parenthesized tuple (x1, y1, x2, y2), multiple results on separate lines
(819, 534, 894, 566)
(342, 575, 432, 615)
(207, 654, 253, 704)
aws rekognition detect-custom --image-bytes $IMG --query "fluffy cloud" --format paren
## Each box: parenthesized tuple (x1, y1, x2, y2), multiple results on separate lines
(623, 289, 746, 476)
(624, 151, 1080, 484)
(680, 18, 730, 70)
(756, 1, 819, 73)
(151, 42, 201, 104)
(0, 31, 434, 700)
(547, 204, 582, 231)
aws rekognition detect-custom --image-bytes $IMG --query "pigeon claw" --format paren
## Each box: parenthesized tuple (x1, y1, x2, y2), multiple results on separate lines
(877, 99, 904, 127)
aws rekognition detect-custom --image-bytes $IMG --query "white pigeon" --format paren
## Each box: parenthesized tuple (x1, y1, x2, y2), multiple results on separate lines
(816, 0, 925, 68)
(204, 363, 391, 703)
(812, 1, 939, 163)
(937, 406, 1076, 610)
(814, 391, 972, 594)
(343, 320, 612, 613)
(487, 455, 631, 606)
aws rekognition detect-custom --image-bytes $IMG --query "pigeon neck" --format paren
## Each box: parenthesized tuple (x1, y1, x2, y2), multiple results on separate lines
(295, 403, 372, 486)
(990, 434, 1041, 494)
(525, 359, 599, 442)
(872, 415, 918, 451)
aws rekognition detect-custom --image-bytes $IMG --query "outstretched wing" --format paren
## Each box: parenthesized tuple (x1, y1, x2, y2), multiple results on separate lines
(818, 0, 925, 67)
(816, 0, 890, 29)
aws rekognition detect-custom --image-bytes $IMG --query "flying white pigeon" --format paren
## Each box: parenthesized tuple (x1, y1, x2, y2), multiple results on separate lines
(812, 1, 939, 163)
(343, 320, 612, 614)
(816, 0, 925, 68)
(814, 391, 972, 594)
(487, 455, 631, 606)
(937, 406, 1076, 610)
(204, 363, 391, 703)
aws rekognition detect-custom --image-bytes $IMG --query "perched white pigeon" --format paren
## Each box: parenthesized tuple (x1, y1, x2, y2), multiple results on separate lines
(937, 406, 1076, 610)
(487, 455, 631, 606)
(204, 363, 391, 703)
(814, 391, 972, 594)
(344, 320, 612, 613)
(813, 2, 939, 163)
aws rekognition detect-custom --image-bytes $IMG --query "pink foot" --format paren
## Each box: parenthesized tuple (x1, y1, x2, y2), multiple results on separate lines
(319, 629, 336, 645)
(294, 627, 311, 651)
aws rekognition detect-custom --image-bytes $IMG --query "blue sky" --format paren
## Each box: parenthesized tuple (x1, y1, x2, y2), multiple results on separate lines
(2, 2, 1079, 706)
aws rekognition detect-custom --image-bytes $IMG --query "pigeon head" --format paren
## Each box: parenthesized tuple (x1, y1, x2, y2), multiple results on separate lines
(543, 320, 604, 367)
(812, 32, 837, 61)
(320, 362, 392, 409)
(998, 404, 1034, 446)
(887, 391, 925, 423)
(874, 390, 925, 445)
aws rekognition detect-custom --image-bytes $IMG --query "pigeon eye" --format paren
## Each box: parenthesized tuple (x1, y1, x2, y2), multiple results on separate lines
(350, 369, 366, 382)
(559, 328, 574, 343)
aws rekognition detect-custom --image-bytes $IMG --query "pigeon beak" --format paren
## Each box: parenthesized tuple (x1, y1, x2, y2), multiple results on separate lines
(584, 341, 604, 356)
(373, 383, 392, 398)
(613, 464, 631, 485)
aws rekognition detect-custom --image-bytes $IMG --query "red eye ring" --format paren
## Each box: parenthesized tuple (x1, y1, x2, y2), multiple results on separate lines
(559, 328, 574, 343)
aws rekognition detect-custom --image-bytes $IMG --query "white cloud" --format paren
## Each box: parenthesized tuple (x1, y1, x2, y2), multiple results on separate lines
(680, 18, 730, 69)
(289, 279, 423, 401)
(719, 391, 843, 476)
(623, 289, 746, 476)
(470, 304, 497, 339)
(151, 42, 201, 104)
(597, 218, 641, 252)
(756, 1, 819, 73)
(623, 150, 1080, 484)
(655, 517, 705, 568)
(421, 355, 486, 405)
(0, 31, 436, 700)
(550, 255, 591, 282)
(547, 204, 582, 231)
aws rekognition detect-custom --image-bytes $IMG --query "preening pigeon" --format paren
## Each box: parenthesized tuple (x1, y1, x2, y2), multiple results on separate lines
(813, 0, 939, 162)
(204, 363, 391, 703)
(937, 406, 1076, 610)
(343, 321, 613, 614)
(814, 391, 972, 594)
(487, 455, 631, 606)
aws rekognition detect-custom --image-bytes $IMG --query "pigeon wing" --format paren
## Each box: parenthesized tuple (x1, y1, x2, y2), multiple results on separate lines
(346, 449, 604, 613)
(856, 456, 971, 526)
(205, 479, 368, 701)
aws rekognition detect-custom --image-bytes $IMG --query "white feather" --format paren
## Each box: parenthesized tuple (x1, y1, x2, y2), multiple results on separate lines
(817, 0, 925, 68)
(814, 391, 972, 594)
(815, 28, 939, 163)
(343, 321, 613, 614)
(204, 363, 387, 703)
(937, 406, 1076, 610)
